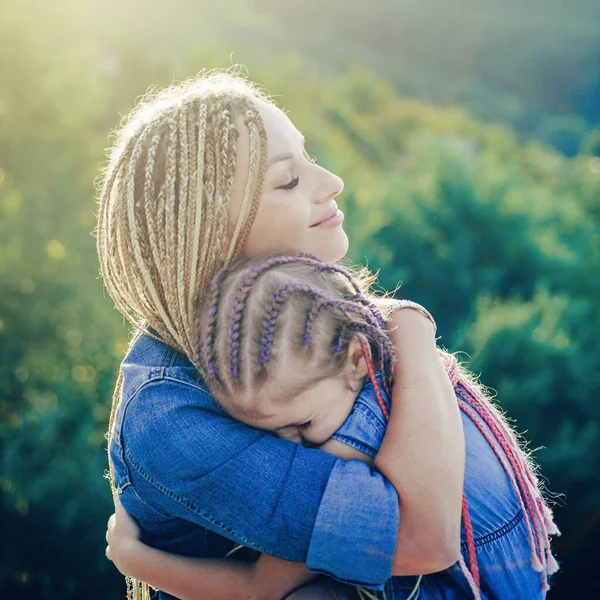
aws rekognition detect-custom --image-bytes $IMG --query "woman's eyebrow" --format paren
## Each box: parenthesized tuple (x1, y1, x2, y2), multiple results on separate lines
(268, 152, 294, 167)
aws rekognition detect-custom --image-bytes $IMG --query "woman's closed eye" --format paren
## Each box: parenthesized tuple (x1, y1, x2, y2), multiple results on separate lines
(278, 175, 299, 191)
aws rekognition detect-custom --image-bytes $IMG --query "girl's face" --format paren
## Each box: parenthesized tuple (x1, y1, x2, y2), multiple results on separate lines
(247, 371, 359, 446)
(227, 337, 369, 446)
(228, 100, 348, 262)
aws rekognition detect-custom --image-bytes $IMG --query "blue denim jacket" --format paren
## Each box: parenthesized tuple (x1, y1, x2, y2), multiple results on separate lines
(335, 375, 547, 599)
(110, 332, 399, 599)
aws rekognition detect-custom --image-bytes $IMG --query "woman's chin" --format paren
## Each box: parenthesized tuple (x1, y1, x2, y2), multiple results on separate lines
(316, 230, 349, 263)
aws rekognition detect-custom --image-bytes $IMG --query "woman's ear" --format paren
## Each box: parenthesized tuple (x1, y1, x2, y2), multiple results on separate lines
(345, 335, 370, 391)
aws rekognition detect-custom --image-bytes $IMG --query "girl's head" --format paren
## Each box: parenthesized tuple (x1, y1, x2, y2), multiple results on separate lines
(194, 253, 396, 445)
(96, 70, 346, 359)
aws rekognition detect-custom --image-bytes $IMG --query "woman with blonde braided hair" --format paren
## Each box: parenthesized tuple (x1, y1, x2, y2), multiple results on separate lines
(98, 70, 471, 600)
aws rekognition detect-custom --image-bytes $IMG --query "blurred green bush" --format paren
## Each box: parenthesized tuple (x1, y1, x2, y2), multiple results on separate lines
(1, 1, 598, 597)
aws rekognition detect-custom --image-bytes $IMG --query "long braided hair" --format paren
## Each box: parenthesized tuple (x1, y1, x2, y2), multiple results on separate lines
(196, 253, 559, 599)
(95, 70, 271, 600)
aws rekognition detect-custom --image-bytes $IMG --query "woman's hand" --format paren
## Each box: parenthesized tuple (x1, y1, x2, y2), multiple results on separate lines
(105, 491, 142, 576)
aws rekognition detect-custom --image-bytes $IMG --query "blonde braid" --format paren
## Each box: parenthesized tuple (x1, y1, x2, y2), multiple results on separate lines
(127, 128, 178, 334)
(176, 103, 193, 351)
(163, 110, 187, 345)
(142, 133, 172, 328)
(224, 106, 267, 263)
(195, 102, 224, 295)
(241, 108, 268, 252)
(187, 101, 208, 308)
(211, 107, 231, 264)
(223, 111, 257, 264)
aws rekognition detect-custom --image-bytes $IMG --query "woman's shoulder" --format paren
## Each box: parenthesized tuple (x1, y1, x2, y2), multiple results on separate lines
(121, 330, 211, 397)
(115, 332, 225, 443)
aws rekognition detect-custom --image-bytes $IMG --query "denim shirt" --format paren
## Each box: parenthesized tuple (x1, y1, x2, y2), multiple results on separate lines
(109, 332, 399, 597)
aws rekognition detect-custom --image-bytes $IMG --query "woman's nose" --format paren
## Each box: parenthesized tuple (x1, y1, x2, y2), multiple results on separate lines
(316, 169, 344, 204)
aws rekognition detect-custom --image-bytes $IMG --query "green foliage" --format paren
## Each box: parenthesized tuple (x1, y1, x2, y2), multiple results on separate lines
(1, 1, 599, 597)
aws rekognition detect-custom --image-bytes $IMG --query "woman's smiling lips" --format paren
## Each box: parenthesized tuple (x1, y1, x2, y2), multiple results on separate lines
(310, 203, 345, 228)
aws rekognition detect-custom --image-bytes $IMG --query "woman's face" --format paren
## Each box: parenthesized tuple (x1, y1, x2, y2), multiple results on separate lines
(228, 100, 348, 262)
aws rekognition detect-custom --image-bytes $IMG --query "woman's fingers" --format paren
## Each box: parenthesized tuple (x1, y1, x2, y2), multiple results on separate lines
(106, 513, 116, 544)
(108, 490, 142, 541)
(105, 493, 122, 563)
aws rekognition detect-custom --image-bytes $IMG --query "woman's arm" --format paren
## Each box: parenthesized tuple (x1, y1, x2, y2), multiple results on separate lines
(107, 441, 373, 600)
(107, 492, 312, 600)
(378, 309, 465, 575)
(119, 379, 398, 589)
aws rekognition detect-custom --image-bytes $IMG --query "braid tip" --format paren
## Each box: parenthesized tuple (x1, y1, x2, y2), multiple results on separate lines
(547, 552, 560, 575)
(531, 555, 544, 572)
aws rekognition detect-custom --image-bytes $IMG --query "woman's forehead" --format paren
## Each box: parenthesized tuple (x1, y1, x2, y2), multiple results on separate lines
(255, 100, 304, 156)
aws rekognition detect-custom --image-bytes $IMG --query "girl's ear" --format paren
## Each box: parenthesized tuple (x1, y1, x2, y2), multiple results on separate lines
(345, 334, 370, 391)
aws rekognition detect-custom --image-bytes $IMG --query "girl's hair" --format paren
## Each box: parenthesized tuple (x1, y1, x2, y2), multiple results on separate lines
(96, 70, 272, 600)
(194, 252, 396, 413)
(198, 253, 560, 600)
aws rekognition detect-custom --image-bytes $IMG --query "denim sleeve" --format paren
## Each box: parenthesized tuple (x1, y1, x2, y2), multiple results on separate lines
(121, 379, 398, 589)
(331, 374, 391, 458)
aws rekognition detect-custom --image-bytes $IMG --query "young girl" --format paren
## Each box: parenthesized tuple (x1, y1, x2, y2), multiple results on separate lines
(106, 253, 559, 600)
(98, 70, 468, 600)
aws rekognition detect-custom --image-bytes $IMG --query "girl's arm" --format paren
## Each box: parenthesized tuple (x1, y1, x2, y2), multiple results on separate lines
(378, 309, 465, 575)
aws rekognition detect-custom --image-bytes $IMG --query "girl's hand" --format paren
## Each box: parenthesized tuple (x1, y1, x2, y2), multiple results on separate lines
(105, 491, 142, 575)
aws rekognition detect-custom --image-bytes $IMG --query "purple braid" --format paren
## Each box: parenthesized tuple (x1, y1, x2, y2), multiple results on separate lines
(259, 284, 396, 388)
(238, 251, 389, 334)
(203, 267, 228, 380)
(334, 328, 345, 353)
(218, 252, 393, 384)
(303, 300, 332, 345)
(228, 255, 321, 378)
(260, 284, 333, 365)
(297, 252, 389, 332)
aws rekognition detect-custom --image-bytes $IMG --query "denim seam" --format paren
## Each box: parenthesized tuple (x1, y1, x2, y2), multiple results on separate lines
(123, 445, 270, 553)
(127, 374, 212, 402)
(122, 477, 172, 519)
(329, 435, 376, 458)
(349, 403, 387, 436)
(308, 567, 383, 590)
(119, 371, 168, 422)
(161, 374, 211, 395)
(111, 371, 160, 448)
(162, 346, 176, 369)
(461, 508, 524, 550)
